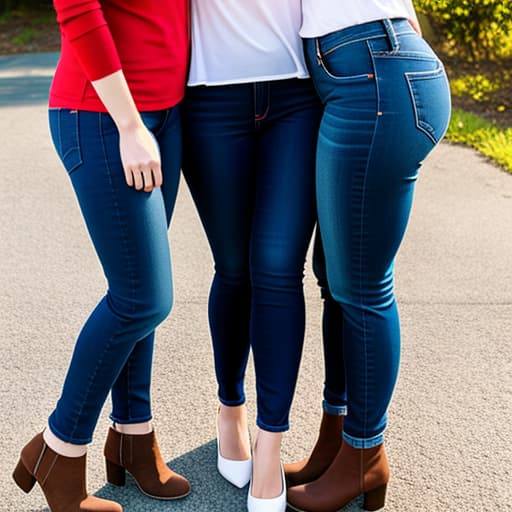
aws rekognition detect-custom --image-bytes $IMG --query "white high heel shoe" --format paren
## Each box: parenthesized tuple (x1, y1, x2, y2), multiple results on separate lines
(216, 415, 252, 488)
(247, 465, 286, 512)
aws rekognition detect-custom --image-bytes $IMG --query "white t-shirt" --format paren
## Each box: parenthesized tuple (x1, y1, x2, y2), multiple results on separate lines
(301, 0, 417, 38)
(188, 0, 309, 86)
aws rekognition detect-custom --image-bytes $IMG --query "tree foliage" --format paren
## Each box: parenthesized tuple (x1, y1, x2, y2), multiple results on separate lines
(415, 0, 512, 60)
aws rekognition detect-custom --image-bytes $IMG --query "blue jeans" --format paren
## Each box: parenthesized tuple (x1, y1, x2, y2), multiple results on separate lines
(182, 79, 321, 432)
(47, 107, 181, 444)
(305, 19, 451, 447)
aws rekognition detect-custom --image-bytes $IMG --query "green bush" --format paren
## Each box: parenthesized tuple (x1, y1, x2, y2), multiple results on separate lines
(414, 0, 512, 60)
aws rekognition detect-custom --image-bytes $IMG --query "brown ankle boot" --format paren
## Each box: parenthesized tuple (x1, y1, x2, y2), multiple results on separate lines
(287, 442, 389, 512)
(13, 432, 122, 512)
(104, 427, 190, 500)
(284, 411, 343, 487)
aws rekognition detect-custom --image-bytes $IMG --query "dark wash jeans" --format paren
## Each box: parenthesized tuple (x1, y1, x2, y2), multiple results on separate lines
(182, 78, 321, 432)
(48, 107, 181, 444)
(305, 18, 451, 447)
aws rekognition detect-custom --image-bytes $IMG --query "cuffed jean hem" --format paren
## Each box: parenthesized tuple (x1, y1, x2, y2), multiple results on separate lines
(343, 431, 384, 449)
(323, 400, 347, 416)
(324, 388, 347, 408)
(47, 419, 91, 445)
(219, 396, 246, 407)
(109, 413, 153, 425)
(256, 418, 289, 433)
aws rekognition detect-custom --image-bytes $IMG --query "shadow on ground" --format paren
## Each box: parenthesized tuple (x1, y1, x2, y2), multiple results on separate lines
(96, 440, 250, 512)
(22, 440, 362, 511)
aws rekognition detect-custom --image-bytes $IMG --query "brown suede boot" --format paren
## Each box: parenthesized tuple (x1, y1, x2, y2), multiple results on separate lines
(13, 432, 122, 512)
(284, 411, 343, 487)
(287, 442, 389, 512)
(104, 427, 190, 500)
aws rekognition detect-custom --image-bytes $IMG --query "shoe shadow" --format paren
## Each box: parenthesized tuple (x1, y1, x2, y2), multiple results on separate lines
(25, 440, 357, 511)
(95, 440, 252, 512)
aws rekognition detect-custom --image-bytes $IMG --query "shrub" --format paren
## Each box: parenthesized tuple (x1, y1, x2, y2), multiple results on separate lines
(415, 0, 512, 61)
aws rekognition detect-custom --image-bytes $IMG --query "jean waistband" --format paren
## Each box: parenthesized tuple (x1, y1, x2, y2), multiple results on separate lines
(314, 18, 415, 52)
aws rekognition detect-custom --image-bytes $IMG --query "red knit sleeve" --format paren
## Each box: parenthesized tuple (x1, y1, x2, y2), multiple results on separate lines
(53, 0, 122, 81)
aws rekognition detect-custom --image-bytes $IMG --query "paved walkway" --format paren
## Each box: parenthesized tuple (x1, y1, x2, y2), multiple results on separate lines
(1, 53, 511, 512)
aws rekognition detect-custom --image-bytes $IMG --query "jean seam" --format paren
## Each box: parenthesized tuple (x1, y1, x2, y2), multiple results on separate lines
(357, 44, 382, 441)
(320, 29, 412, 57)
(98, 110, 137, 428)
(68, 339, 112, 440)
(126, 356, 133, 421)
(99, 112, 138, 315)
(153, 108, 170, 138)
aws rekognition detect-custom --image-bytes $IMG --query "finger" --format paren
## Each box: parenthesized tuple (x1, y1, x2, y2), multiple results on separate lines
(142, 166, 154, 192)
(132, 166, 144, 191)
(125, 167, 134, 187)
(152, 165, 163, 188)
(408, 17, 422, 36)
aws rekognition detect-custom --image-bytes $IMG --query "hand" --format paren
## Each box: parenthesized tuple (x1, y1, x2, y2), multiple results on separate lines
(119, 123, 162, 192)
(408, 17, 422, 36)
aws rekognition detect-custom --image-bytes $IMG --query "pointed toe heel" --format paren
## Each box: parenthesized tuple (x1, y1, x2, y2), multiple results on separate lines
(12, 459, 36, 493)
(247, 465, 286, 512)
(363, 484, 387, 511)
(217, 449, 252, 488)
(216, 410, 252, 488)
(106, 459, 126, 487)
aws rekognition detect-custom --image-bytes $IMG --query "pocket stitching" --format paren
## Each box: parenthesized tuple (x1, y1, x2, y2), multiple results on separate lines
(64, 110, 83, 175)
(317, 38, 375, 83)
(405, 65, 446, 145)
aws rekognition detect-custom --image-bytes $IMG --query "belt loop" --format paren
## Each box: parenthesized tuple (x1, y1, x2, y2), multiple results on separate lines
(382, 19, 400, 52)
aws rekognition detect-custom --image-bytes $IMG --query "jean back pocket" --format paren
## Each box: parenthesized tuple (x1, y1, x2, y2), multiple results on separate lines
(48, 108, 83, 174)
(405, 65, 451, 145)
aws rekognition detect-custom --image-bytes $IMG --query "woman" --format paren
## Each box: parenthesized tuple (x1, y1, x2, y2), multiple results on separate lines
(12, 1, 190, 510)
(181, 1, 321, 510)
(285, 1, 451, 511)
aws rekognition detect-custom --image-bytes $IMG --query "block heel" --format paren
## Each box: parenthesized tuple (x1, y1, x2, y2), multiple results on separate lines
(287, 443, 389, 512)
(364, 483, 387, 511)
(12, 459, 36, 493)
(106, 459, 126, 487)
(103, 428, 190, 499)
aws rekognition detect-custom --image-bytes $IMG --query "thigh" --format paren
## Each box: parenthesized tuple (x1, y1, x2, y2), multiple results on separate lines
(49, 109, 173, 306)
(154, 106, 182, 226)
(182, 85, 256, 276)
(251, 82, 320, 274)
(309, 32, 451, 303)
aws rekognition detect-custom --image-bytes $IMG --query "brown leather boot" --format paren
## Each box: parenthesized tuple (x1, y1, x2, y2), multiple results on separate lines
(284, 411, 343, 487)
(287, 442, 389, 512)
(12, 432, 122, 512)
(104, 427, 190, 500)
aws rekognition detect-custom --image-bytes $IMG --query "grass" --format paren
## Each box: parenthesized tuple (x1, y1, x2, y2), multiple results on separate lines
(11, 27, 37, 45)
(446, 109, 512, 173)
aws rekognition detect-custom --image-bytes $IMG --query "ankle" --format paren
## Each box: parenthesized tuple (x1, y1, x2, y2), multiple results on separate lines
(43, 427, 87, 458)
(217, 404, 250, 460)
(218, 403, 247, 422)
(251, 429, 283, 499)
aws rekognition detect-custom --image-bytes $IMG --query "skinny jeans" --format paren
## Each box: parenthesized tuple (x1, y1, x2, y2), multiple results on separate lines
(182, 79, 321, 432)
(47, 107, 181, 444)
(305, 19, 451, 447)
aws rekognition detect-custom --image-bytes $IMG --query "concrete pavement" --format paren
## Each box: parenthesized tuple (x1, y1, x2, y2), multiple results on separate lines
(1, 53, 511, 511)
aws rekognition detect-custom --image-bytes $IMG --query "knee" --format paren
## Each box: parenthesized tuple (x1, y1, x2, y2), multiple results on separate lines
(328, 276, 395, 312)
(107, 286, 173, 331)
(251, 249, 304, 291)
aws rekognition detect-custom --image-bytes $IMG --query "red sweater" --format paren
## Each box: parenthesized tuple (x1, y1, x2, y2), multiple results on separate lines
(49, 0, 189, 112)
